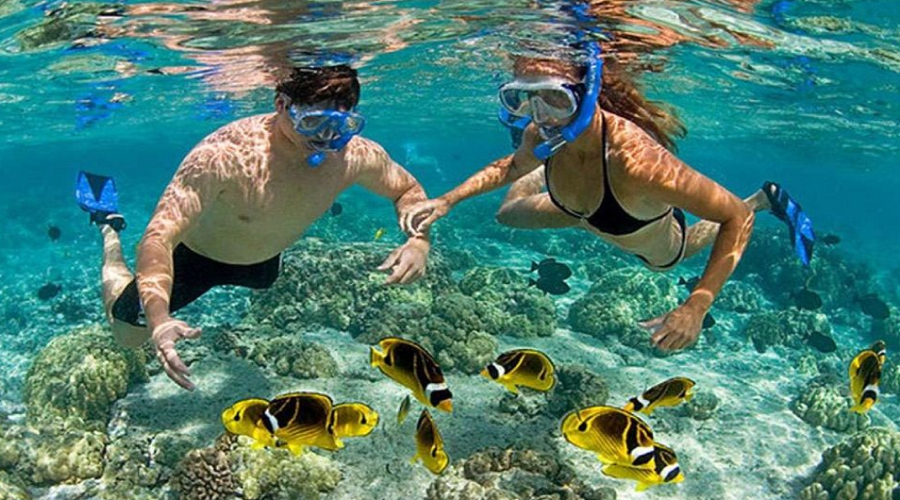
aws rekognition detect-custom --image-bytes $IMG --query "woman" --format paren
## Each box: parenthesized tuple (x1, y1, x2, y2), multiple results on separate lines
(401, 43, 813, 351)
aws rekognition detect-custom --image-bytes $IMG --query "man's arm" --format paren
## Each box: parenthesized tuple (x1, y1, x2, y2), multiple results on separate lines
(135, 147, 222, 389)
(352, 139, 431, 284)
(136, 152, 217, 328)
(402, 127, 545, 234)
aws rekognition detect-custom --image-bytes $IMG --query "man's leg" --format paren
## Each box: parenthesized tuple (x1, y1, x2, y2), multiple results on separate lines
(683, 190, 769, 259)
(496, 167, 579, 229)
(100, 225, 150, 347)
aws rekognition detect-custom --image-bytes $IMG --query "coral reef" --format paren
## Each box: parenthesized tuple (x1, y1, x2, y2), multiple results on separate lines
(799, 428, 900, 500)
(790, 376, 869, 433)
(171, 445, 238, 500)
(23, 324, 147, 427)
(249, 242, 563, 374)
(742, 309, 833, 353)
(171, 432, 342, 500)
(458, 267, 557, 339)
(231, 445, 342, 500)
(0, 471, 31, 500)
(247, 332, 338, 379)
(546, 365, 609, 418)
(737, 228, 872, 313)
(426, 447, 616, 500)
(568, 268, 677, 353)
(714, 281, 764, 313)
(247, 239, 454, 334)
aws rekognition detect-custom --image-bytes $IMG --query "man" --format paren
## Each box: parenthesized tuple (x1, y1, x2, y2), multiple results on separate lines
(77, 65, 430, 390)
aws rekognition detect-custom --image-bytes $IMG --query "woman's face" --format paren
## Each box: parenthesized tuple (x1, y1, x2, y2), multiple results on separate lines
(512, 61, 583, 128)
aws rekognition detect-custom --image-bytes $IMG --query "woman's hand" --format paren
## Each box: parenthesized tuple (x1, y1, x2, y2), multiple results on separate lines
(400, 198, 451, 236)
(151, 318, 202, 390)
(639, 302, 706, 351)
(377, 237, 430, 285)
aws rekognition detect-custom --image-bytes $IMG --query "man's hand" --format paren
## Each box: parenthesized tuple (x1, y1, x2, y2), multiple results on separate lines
(377, 238, 429, 285)
(639, 302, 706, 351)
(400, 198, 451, 236)
(151, 318, 202, 390)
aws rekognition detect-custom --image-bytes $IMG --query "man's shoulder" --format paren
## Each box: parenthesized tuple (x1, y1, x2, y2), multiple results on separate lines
(200, 113, 274, 146)
(346, 135, 389, 162)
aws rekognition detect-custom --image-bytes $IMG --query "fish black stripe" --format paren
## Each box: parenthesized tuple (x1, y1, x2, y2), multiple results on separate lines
(664, 466, 681, 482)
(625, 419, 640, 454)
(862, 389, 878, 403)
(628, 397, 644, 411)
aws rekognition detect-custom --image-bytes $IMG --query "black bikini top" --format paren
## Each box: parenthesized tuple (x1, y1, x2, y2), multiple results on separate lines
(545, 115, 672, 236)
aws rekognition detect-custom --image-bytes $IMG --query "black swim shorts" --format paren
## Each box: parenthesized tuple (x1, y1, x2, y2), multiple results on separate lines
(111, 243, 281, 326)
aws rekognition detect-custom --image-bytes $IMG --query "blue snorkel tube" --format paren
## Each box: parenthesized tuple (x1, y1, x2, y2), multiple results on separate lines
(532, 42, 603, 160)
(306, 128, 358, 167)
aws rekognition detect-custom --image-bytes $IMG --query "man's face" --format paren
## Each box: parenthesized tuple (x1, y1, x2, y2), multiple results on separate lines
(276, 95, 363, 151)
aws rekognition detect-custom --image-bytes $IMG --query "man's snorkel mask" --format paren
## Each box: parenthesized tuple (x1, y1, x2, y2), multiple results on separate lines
(282, 95, 366, 167)
(498, 42, 603, 159)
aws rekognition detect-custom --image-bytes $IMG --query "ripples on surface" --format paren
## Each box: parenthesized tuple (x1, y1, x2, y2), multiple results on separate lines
(0, 0, 898, 154)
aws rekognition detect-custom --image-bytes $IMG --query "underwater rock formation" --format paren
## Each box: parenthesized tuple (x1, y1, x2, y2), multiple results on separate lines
(248, 332, 338, 379)
(23, 324, 147, 426)
(682, 391, 719, 421)
(458, 267, 557, 339)
(172, 433, 342, 500)
(799, 428, 900, 500)
(790, 376, 869, 433)
(426, 447, 616, 500)
(737, 228, 872, 314)
(742, 309, 833, 353)
(171, 446, 238, 500)
(0, 471, 31, 500)
(568, 268, 677, 353)
(546, 365, 610, 418)
(247, 239, 455, 334)
(230, 445, 342, 500)
(4, 418, 108, 485)
(496, 364, 609, 419)
(714, 281, 764, 313)
(248, 242, 558, 373)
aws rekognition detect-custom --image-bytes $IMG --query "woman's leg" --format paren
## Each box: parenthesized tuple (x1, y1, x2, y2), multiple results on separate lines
(683, 189, 769, 259)
(496, 167, 578, 229)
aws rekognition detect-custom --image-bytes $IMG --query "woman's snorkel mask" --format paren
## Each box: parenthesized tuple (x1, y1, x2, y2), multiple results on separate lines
(282, 94, 366, 167)
(498, 42, 603, 159)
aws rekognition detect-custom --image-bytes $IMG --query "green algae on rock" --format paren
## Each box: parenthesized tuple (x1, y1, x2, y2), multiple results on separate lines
(171, 445, 238, 500)
(426, 447, 616, 500)
(23, 324, 147, 427)
(458, 267, 557, 339)
(743, 309, 833, 353)
(545, 365, 609, 418)
(799, 428, 900, 500)
(714, 281, 765, 313)
(231, 447, 342, 500)
(790, 377, 869, 433)
(248, 333, 338, 379)
(247, 239, 455, 333)
(0, 470, 31, 500)
(568, 268, 677, 353)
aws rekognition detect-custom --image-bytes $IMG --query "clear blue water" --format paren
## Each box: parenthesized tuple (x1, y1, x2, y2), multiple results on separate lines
(2, 0, 900, 498)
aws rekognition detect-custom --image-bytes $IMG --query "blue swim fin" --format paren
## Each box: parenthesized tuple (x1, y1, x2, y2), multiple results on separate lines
(763, 181, 814, 266)
(75, 171, 126, 231)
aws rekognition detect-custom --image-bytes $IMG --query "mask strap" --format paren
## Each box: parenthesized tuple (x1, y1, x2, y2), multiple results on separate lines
(533, 41, 602, 160)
